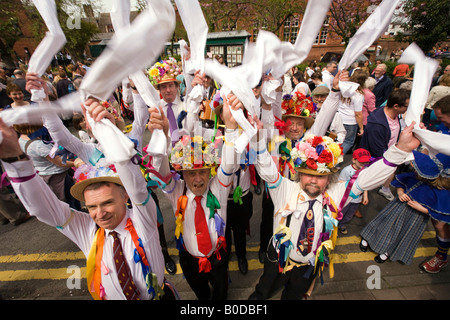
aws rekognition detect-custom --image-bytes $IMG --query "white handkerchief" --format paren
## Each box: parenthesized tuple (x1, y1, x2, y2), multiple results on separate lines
(338, 0, 401, 96)
(28, 0, 66, 102)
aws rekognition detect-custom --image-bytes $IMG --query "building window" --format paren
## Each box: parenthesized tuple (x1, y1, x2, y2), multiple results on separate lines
(314, 28, 328, 45)
(319, 29, 328, 44)
(226, 45, 243, 67)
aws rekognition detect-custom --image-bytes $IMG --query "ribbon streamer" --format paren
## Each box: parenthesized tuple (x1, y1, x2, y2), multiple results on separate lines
(28, 0, 66, 102)
(397, 43, 450, 156)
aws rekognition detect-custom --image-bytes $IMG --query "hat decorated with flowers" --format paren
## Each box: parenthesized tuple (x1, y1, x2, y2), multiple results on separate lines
(290, 135, 343, 175)
(70, 159, 122, 201)
(148, 57, 182, 86)
(169, 135, 222, 175)
(281, 92, 317, 129)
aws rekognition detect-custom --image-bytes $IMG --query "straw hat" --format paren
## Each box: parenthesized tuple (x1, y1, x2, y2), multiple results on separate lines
(290, 135, 343, 176)
(281, 92, 317, 129)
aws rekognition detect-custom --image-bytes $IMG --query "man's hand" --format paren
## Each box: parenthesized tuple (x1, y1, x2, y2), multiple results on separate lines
(0, 118, 23, 158)
(26, 72, 49, 98)
(396, 121, 421, 153)
(332, 70, 350, 91)
(83, 98, 116, 124)
(148, 106, 169, 136)
(222, 93, 244, 130)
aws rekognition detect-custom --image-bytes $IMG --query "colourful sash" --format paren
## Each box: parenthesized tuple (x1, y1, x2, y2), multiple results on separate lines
(86, 218, 163, 300)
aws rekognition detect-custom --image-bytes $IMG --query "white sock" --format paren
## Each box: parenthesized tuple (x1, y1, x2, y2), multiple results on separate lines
(381, 186, 390, 192)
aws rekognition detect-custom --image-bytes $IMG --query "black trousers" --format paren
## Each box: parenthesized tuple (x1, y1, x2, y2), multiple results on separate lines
(251, 244, 317, 300)
(225, 191, 253, 259)
(179, 247, 229, 300)
(259, 188, 274, 253)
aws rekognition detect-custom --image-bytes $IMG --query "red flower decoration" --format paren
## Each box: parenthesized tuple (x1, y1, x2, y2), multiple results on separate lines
(318, 150, 333, 163)
(306, 159, 318, 170)
(312, 136, 323, 147)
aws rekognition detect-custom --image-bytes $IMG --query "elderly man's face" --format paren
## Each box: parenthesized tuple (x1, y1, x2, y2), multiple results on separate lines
(300, 173, 330, 198)
(373, 65, 386, 78)
(84, 183, 128, 230)
(312, 94, 328, 107)
(183, 168, 211, 196)
(285, 116, 306, 141)
(159, 81, 179, 103)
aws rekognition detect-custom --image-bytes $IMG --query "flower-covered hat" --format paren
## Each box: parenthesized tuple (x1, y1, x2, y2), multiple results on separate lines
(281, 92, 317, 129)
(169, 135, 222, 175)
(290, 135, 343, 175)
(70, 159, 122, 201)
(148, 57, 182, 87)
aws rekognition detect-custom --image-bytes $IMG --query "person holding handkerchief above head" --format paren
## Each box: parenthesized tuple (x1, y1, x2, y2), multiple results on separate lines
(148, 91, 243, 300)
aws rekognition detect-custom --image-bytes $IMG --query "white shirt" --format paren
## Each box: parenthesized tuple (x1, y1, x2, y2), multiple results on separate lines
(322, 70, 334, 89)
(2, 158, 164, 300)
(338, 92, 364, 125)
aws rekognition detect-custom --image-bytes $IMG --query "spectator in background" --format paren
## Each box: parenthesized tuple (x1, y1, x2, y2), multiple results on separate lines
(362, 77, 377, 126)
(12, 69, 31, 102)
(291, 71, 311, 97)
(429, 95, 450, 135)
(0, 66, 13, 109)
(322, 62, 337, 89)
(424, 75, 450, 127)
(338, 70, 366, 154)
(55, 70, 73, 98)
(371, 63, 393, 108)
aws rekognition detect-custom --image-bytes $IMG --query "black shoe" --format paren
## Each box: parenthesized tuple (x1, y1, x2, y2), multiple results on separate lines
(359, 239, 369, 252)
(165, 257, 177, 275)
(248, 292, 261, 300)
(258, 250, 265, 264)
(374, 253, 389, 264)
(238, 257, 248, 275)
(254, 184, 261, 195)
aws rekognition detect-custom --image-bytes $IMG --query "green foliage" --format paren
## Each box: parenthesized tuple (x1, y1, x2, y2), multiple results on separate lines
(395, 0, 450, 53)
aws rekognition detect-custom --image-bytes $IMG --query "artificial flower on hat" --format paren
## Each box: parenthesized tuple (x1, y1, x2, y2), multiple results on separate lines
(290, 135, 344, 175)
(281, 92, 317, 128)
(169, 135, 222, 175)
(70, 158, 121, 201)
(148, 57, 182, 86)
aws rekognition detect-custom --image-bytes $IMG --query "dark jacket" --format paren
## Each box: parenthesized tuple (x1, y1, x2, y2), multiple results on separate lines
(371, 75, 393, 108)
(359, 106, 400, 158)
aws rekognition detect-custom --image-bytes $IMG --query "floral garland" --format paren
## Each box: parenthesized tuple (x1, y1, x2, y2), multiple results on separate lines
(169, 135, 222, 175)
(281, 92, 317, 118)
(148, 57, 181, 86)
(290, 135, 343, 174)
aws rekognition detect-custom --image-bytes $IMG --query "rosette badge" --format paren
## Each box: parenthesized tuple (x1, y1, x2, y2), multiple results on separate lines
(281, 92, 317, 129)
(291, 135, 344, 175)
(169, 135, 222, 175)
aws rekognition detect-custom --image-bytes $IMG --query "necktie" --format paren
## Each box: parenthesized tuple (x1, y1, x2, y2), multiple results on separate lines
(110, 231, 140, 300)
(166, 103, 177, 135)
(297, 200, 316, 256)
(194, 196, 212, 255)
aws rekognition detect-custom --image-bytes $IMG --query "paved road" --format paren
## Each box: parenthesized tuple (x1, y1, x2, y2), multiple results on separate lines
(1, 178, 449, 301)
